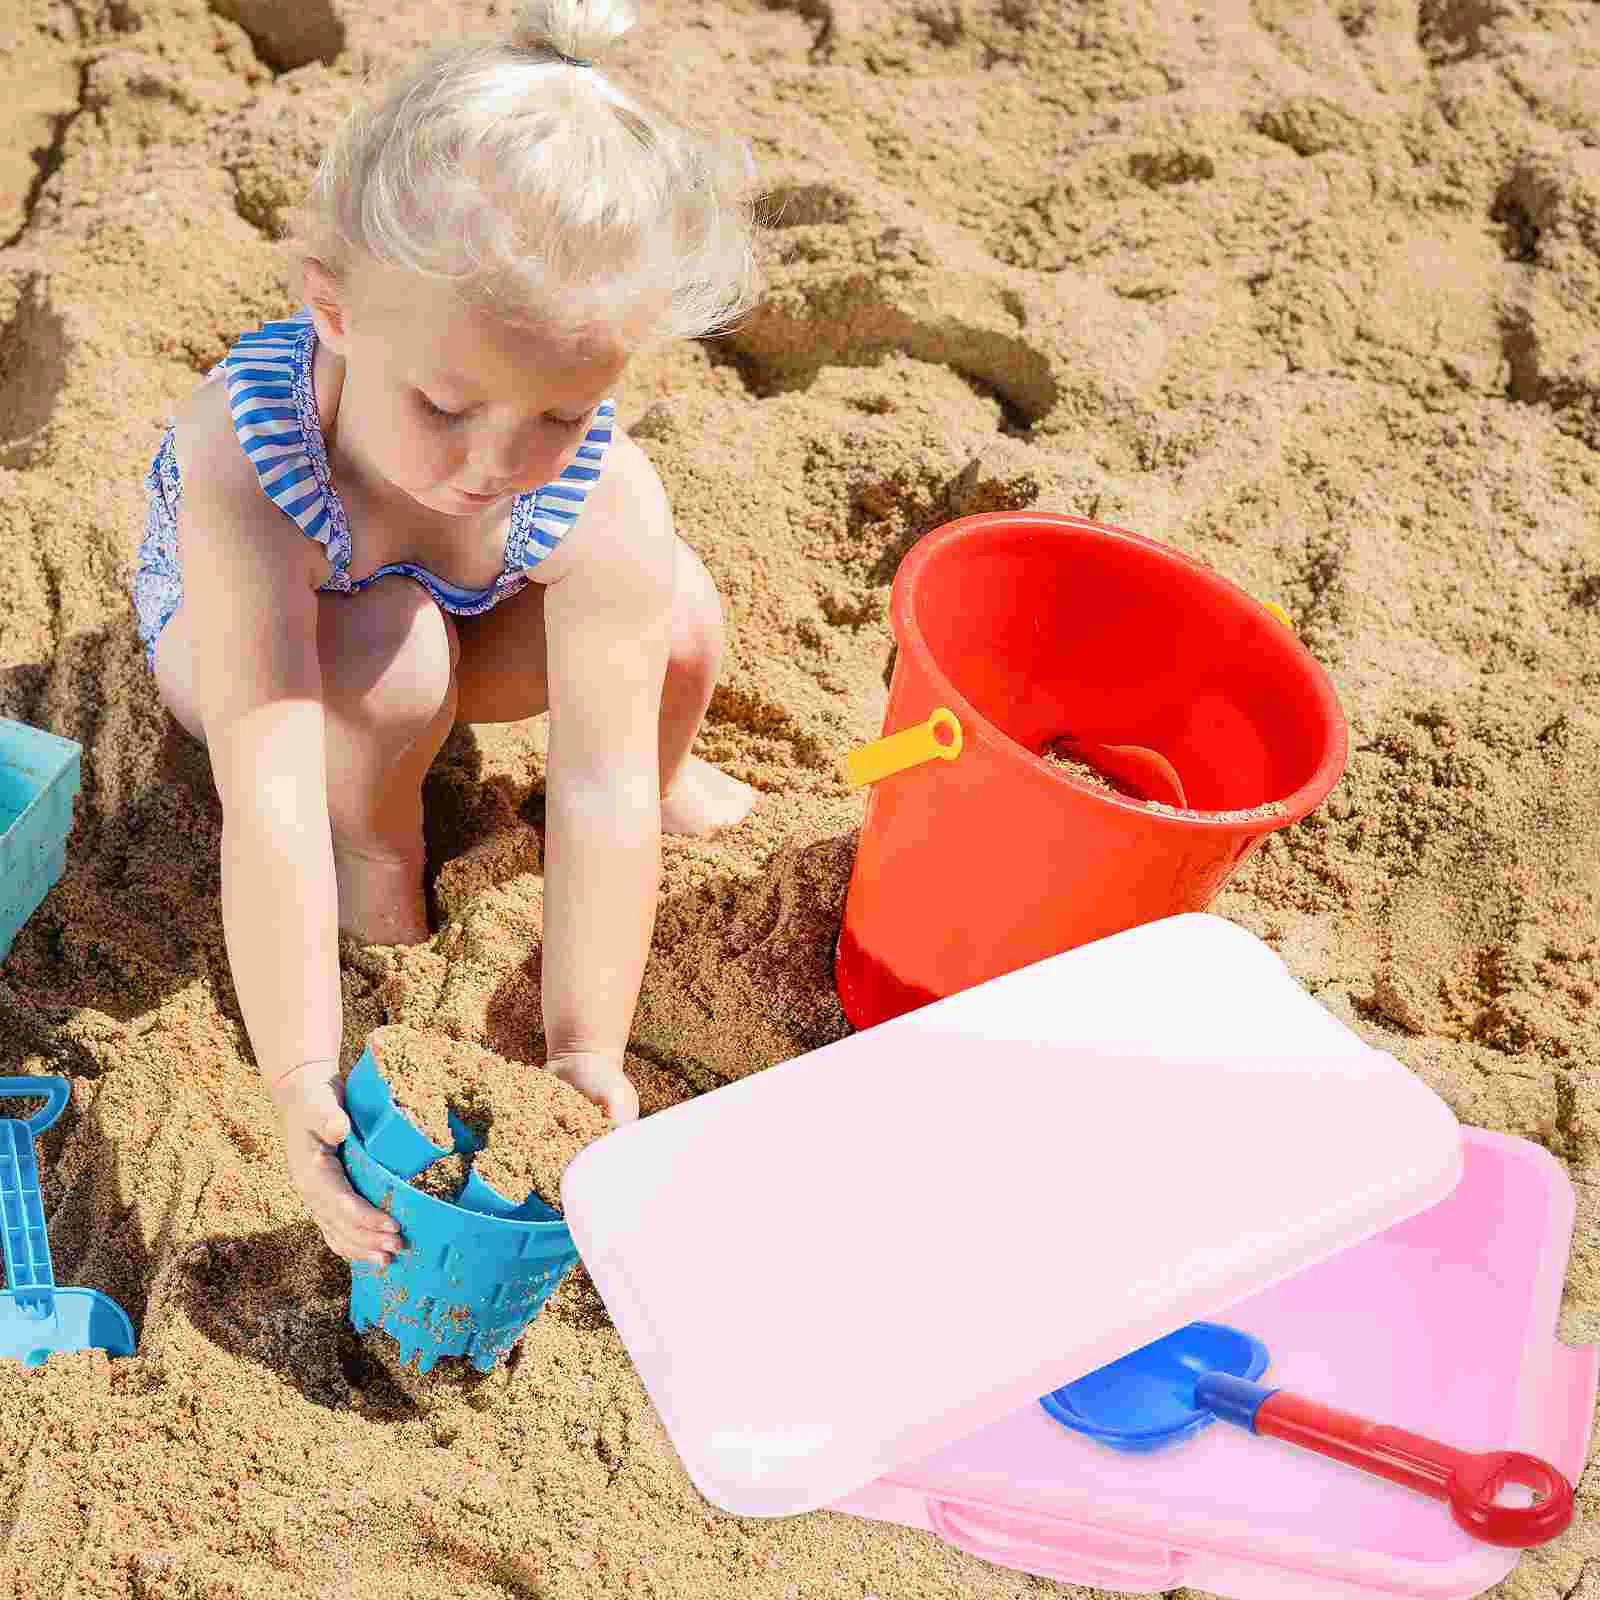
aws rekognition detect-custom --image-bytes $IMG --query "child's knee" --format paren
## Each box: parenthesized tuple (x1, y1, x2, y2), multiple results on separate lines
(334, 579, 457, 735)
(670, 544, 723, 679)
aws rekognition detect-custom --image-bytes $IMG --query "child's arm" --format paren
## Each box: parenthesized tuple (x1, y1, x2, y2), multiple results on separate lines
(172, 399, 398, 1265)
(538, 444, 677, 1120)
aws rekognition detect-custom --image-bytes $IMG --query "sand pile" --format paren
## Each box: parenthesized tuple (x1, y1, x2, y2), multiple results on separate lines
(364, 1022, 608, 1206)
(0, 0, 1596, 1596)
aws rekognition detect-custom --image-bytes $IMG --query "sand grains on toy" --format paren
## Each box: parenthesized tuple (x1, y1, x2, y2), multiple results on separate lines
(409, 1153, 469, 1202)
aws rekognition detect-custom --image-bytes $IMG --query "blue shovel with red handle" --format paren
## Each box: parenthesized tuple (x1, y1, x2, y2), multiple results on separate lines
(1041, 1321, 1573, 1549)
(0, 1076, 136, 1366)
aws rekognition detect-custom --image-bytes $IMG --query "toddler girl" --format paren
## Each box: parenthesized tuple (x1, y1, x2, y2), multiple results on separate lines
(132, 0, 762, 1270)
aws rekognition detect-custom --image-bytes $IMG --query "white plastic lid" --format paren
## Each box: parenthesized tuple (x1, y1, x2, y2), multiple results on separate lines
(562, 915, 1462, 1518)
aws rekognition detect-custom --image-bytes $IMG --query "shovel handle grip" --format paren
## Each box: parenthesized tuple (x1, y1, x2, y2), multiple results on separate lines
(1252, 1390, 1574, 1550)
(0, 1076, 70, 1135)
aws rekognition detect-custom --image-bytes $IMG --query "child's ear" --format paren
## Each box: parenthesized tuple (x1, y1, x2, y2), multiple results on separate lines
(301, 257, 350, 353)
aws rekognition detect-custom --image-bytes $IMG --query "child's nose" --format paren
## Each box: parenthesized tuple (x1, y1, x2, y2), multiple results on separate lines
(476, 422, 547, 484)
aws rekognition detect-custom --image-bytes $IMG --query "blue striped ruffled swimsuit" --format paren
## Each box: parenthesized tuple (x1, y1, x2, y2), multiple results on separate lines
(132, 308, 616, 666)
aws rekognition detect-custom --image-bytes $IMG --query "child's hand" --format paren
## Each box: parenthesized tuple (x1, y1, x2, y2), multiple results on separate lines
(548, 1050, 639, 1124)
(269, 1061, 402, 1268)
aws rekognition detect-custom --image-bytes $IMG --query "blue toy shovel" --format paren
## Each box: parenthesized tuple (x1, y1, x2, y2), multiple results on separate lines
(1041, 1321, 1573, 1550)
(0, 1076, 136, 1366)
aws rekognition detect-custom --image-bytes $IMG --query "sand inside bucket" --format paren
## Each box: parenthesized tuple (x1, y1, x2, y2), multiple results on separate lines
(471, 1084, 608, 1209)
(1042, 736, 1293, 820)
(1145, 798, 1291, 823)
(366, 1024, 608, 1209)
(409, 1153, 469, 1203)
(367, 1025, 469, 1149)
(1040, 738, 1147, 801)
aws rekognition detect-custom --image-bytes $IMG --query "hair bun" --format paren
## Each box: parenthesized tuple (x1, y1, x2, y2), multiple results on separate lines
(511, 0, 639, 63)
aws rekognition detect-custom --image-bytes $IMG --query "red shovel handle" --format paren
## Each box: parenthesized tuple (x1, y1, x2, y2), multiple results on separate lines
(1448, 1449, 1575, 1548)
(1255, 1392, 1574, 1549)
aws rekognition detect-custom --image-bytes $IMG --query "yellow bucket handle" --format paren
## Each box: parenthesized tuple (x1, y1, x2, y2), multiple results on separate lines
(845, 708, 964, 789)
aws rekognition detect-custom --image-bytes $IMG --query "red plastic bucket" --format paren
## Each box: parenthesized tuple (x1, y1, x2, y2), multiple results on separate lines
(835, 512, 1349, 1030)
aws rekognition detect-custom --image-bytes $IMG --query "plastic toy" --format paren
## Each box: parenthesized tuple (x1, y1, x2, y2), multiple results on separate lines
(0, 719, 81, 961)
(844, 708, 963, 788)
(833, 511, 1349, 1029)
(340, 1049, 577, 1372)
(1039, 1320, 1269, 1452)
(1041, 1321, 1574, 1548)
(0, 1076, 136, 1366)
(343, 1130, 578, 1372)
(563, 915, 1596, 1599)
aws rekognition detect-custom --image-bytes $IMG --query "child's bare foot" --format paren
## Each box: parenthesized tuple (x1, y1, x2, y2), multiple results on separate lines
(661, 756, 755, 836)
(333, 837, 431, 946)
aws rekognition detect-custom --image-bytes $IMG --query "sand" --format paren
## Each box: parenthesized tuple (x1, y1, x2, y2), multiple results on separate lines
(409, 1153, 468, 1203)
(367, 1023, 609, 1206)
(1040, 738, 1145, 798)
(0, 0, 1597, 1596)
(1041, 738, 1293, 817)
(469, 1075, 605, 1207)
(1144, 797, 1292, 822)
(368, 1022, 471, 1152)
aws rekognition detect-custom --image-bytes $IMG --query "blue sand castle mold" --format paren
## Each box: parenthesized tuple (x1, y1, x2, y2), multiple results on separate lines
(0, 1076, 136, 1366)
(455, 1166, 550, 1220)
(343, 1130, 578, 1373)
(0, 720, 81, 961)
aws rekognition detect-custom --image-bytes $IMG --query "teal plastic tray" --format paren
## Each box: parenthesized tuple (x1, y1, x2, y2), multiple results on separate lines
(0, 720, 80, 961)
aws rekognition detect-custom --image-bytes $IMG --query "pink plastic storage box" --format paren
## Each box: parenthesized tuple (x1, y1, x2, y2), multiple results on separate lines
(562, 915, 1595, 1598)
(835, 1129, 1592, 1599)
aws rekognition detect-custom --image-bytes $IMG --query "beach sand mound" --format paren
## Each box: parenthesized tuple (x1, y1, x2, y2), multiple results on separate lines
(0, 0, 1595, 1596)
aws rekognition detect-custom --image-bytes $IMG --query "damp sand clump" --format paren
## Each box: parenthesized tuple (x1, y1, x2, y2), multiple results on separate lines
(409, 1152, 469, 1203)
(364, 1023, 610, 1210)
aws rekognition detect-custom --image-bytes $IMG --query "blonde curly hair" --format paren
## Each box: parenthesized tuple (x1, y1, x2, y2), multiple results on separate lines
(291, 0, 762, 347)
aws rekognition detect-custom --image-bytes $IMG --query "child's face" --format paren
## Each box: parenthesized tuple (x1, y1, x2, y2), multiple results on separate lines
(324, 266, 628, 518)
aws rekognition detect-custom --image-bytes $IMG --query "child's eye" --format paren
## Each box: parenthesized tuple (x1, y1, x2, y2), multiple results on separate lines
(417, 392, 464, 423)
(546, 409, 594, 429)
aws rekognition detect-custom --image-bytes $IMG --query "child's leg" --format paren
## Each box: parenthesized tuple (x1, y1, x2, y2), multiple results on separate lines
(315, 580, 458, 945)
(154, 574, 457, 945)
(454, 535, 754, 835)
